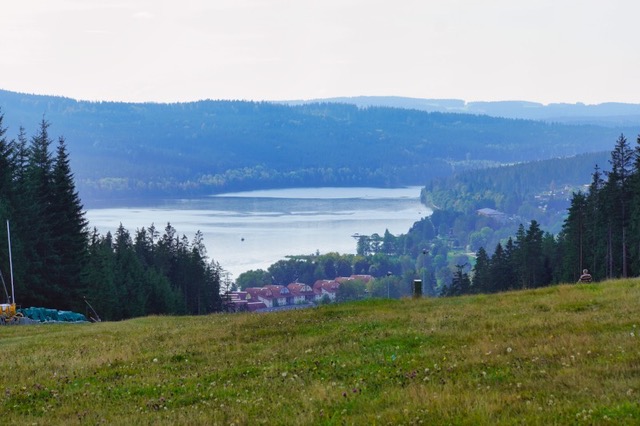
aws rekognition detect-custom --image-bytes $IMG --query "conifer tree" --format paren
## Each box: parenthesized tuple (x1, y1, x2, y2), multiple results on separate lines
(50, 136, 88, 310)
(21, 119, 57, 306)
(560, 192, 587, 282)
(585, 165, 605, 280)
(605, 134, 635, 277)
(84, 229, 119, 320)
(0, 110, 13, 206)
(471, 247, 491, 292)
(629, 135, 640, 276)
(489, 242, 511, 292)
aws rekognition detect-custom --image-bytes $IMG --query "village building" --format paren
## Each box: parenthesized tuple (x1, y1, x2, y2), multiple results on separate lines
(287, 283, 316, 304)
(313, 279, 340, 301)
(225, 274, 375, 312)
(477, 207, 508, 223)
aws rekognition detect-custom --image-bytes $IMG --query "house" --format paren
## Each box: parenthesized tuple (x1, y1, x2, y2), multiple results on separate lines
(245, 287, 275, 308)
(287, 283, 315, 304)
(313, 279, 340, 301)
(477, 208, 508, 223)
(226, 274, 375, 313)
(263, 285, 292, 306)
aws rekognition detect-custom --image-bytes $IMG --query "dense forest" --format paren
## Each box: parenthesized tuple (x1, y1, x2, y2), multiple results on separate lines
(285, 96, 640, 126)
(444, 133, 640, 294)
(0, 90, 631, 205)
(422, 151, 611, 230)
(0, 110, 222, 320)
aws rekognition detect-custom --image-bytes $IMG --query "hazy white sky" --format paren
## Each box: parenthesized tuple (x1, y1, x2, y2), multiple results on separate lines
(1, 0, 638, 104)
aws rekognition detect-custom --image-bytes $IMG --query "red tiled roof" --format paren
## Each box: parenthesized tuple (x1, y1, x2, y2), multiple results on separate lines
(264, 285, 290, 296)
(287, 283, 314, 296)
(245, 287, 273, 299)
(313, 279, 340, 293)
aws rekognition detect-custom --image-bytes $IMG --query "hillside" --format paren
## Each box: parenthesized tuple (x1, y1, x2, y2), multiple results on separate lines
(1, 280, 638, 424)
(422, 151, 611, 224)
(285, 96, 640, 126)
(0, 89, 632, 205)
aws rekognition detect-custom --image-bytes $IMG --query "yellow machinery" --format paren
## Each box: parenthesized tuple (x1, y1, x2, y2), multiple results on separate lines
(0, 303, 23, 324)
(0, 220, 22, 324)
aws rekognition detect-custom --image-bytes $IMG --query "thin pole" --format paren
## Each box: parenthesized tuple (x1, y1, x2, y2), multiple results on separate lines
(7, 221, 15, 305)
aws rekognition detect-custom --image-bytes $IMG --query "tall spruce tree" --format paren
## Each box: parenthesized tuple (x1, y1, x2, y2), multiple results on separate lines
(471, 246, 491, 293)
(605, 134, 635, 278)
(630, 135, 640, 276)
(50, 136, 88, 310)
(560, 192, 588, 282)
(22, 119, 57, 306)
(586, 165, 606, 280)
(0, 111, 14, 297)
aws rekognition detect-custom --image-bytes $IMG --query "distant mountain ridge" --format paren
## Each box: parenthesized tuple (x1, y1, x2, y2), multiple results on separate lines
(0, 89, 636, 206)
(281, 96, 640, 126)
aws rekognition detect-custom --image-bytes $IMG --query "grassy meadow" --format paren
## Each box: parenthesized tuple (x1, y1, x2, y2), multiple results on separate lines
(0, 279, 639, 425)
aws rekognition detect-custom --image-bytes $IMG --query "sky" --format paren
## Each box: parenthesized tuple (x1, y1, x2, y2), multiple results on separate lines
(1, 0, 639, 105)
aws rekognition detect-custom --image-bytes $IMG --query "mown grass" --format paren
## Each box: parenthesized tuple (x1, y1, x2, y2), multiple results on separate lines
(0, 279, 639, 425)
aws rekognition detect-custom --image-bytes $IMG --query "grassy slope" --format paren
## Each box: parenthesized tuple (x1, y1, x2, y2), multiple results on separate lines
(0, 280, 638, 425)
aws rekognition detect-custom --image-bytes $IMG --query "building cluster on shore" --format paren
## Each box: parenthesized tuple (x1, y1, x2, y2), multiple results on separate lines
(223, 275, 374, 312)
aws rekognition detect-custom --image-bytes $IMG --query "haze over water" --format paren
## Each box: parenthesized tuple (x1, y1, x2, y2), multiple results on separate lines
(85, 187, 430, 280)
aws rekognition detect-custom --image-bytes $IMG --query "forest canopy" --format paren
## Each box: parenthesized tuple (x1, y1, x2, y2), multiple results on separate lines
(0, 110, 222, 319)
(0, 90, 632, 205)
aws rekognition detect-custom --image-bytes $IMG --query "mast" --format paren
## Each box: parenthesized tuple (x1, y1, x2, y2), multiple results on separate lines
(6, 220, 14, 305)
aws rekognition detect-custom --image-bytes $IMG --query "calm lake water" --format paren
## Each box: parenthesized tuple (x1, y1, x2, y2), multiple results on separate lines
(85, 187, 430, 280)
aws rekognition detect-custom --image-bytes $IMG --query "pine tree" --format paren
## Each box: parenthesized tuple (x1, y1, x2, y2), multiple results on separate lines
(489, 242, 509, 292)
(113, 224, 148, 318)
(0, 111, 15, 295)
(585, 165, 605, 280)
(523, 220, 545, 288)
(560, 192, 588, 282)
(84, 229, 119, 320)
(629, 135, 640, 276)
(0, 109, 13, 206)
(21, 119, 57, 306)
(606, 134, 635, 278)
(50, 136, 88, 310)
(471, 247, 491, 293)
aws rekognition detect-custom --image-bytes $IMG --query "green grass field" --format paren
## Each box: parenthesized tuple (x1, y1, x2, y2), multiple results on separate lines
(1, 280, 638, 425)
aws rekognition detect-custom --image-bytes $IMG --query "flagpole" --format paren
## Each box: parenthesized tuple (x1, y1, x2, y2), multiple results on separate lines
(7, 220, 15, 305)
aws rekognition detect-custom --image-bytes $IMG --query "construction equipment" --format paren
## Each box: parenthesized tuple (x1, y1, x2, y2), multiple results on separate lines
(0, 220, 25, 324)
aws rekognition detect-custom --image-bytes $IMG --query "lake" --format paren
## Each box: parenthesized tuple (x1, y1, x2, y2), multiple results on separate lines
(85, 187, 430, 280)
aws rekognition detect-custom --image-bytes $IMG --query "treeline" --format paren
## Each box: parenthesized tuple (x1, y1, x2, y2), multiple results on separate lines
(421, 151, 610, 221)
(84, 224, 222, 320)
(0, 110, 221, 319)
(0, 90, 627, 204)
(560, 134, 640, 281)
(466, 134, 640, 295)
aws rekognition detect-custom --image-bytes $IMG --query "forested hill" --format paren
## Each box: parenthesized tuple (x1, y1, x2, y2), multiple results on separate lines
(284, 96, 640, 126)
(0, 89, 632, 205)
